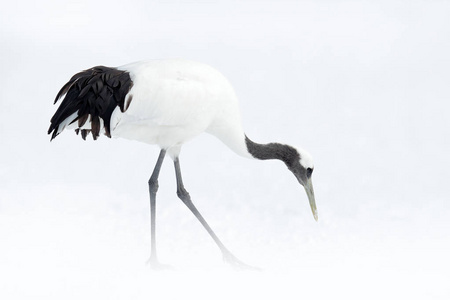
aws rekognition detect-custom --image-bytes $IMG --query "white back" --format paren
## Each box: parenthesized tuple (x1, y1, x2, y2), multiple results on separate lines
(113, 59, 251, 157)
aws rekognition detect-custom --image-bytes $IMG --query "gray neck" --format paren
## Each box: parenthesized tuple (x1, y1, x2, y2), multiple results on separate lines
(245, 136, 299, 167)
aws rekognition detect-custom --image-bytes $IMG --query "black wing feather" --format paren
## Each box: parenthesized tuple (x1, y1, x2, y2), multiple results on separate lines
(48, 66, 133, 140)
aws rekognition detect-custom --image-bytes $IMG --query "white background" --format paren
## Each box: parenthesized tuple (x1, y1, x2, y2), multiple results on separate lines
(1, 0, 449, 299)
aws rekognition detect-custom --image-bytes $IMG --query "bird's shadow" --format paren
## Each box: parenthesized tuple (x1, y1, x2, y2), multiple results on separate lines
(146, 257, 262, 272)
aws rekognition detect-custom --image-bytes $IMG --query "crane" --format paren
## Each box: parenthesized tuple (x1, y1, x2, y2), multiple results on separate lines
(48, 59, 317, 269)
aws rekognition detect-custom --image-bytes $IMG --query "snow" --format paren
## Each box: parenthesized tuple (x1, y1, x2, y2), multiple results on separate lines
(1, 0, 450, 299)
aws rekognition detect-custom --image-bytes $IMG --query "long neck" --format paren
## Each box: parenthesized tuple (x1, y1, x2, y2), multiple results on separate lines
(245, 136, 299, 166)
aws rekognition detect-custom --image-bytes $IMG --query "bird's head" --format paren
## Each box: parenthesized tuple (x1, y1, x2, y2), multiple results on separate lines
(285, 147, 317, 221)
(244, 136, 318, 221)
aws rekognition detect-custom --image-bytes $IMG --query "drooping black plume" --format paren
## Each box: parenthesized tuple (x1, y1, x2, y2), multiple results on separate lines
(48, 66, 133, 141)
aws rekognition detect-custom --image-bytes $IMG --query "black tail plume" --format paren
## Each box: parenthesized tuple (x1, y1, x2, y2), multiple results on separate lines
(48, 66, 133, 141)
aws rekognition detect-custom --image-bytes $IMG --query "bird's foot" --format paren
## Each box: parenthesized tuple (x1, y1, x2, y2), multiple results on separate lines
(146, 256, 174, 271)
(222, 251, 261, 271)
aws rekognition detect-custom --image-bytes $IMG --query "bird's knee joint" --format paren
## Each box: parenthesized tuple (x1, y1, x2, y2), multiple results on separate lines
(148, 178, 159, 193)
(177, 189, 191, 204)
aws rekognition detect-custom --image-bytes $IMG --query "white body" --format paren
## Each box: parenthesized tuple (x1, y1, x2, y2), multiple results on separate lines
(109, 59, 251, 159)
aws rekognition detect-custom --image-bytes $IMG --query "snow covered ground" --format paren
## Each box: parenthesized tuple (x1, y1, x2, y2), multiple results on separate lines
(1, 0, 449, 299)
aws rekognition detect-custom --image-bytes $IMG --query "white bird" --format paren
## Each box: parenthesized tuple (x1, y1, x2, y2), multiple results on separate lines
(48, 59, 317, 269)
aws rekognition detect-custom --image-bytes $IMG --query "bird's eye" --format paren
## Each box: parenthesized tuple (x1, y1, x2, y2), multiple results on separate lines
(306, 167, 313, 178)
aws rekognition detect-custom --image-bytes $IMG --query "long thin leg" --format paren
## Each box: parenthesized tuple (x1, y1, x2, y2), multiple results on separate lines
(147, 149, 166, 268)
(173, 157, 255, 269)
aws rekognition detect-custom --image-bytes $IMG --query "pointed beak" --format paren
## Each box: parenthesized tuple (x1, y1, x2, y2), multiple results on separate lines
(304, 178, 318, 221)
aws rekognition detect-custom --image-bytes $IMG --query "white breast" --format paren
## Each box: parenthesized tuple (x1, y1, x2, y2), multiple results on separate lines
(111, 59, 251, 158)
